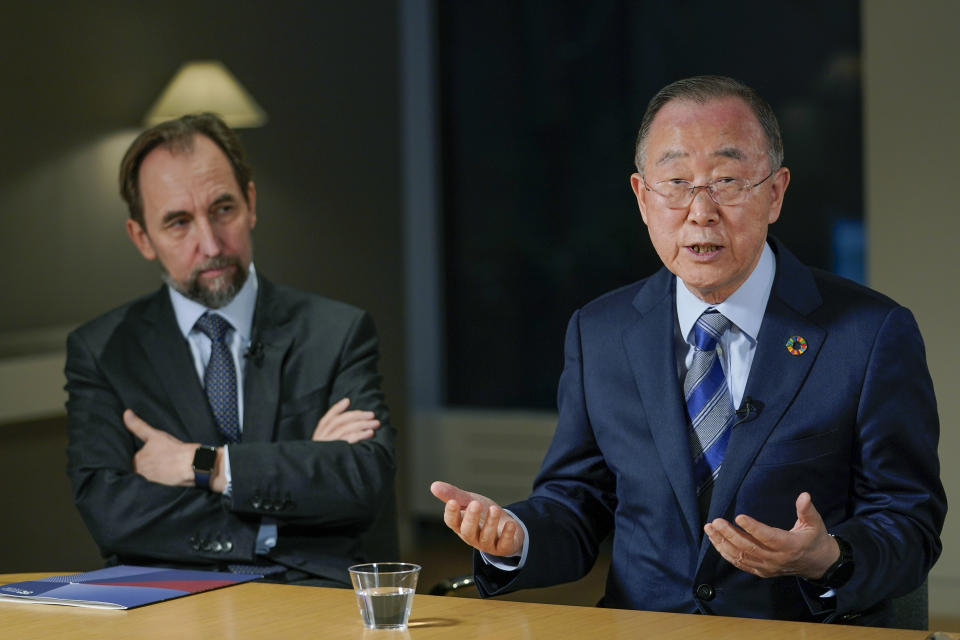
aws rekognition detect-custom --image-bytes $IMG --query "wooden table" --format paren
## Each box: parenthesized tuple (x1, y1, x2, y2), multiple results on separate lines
(0, 572, 945, 639)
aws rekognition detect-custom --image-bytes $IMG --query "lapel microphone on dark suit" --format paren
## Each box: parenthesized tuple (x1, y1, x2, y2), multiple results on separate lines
(734, 397, 761, 424)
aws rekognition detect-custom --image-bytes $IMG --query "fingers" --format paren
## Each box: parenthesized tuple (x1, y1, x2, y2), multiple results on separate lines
(430, 481, 476, 507)
(495, 519, 521, 556)
(312, 398, 380, 442)
(123, 409, 156, 441)
(477, 504, 503, 549)
(713, 516, 765, 549)
(329, 411, 379, 430)
(431, 481, 457, 503)
(323, 397, 351, 418)
(707, 499, 829, 579)
(314, 414, 380, 442)
(460, 501, 486, 542)
(794, 491, 822, 527)
(704, 518, 740, 559)
(733, 512, 783, 548)
(476, 504, 521, 555)
(432, 482, 521, 554)
(441, 498, 521, 556)
(704, 518, 766, 576)
(442, 497, 464, 531)
(734, 493, 824, 549)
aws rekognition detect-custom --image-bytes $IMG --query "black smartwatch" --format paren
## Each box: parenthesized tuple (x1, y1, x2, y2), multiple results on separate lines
(808, 534, 854, 590)
(192, 446, 217, 490)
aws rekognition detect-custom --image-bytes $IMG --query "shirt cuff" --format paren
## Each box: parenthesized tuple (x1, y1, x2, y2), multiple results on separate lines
(478, 508, 530, 571)
(222, 445, 233, 496)
(255, 518, 278, 555)
(797, 576, 838, 616)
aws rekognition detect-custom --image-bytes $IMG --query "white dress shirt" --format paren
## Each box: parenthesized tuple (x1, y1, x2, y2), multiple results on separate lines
(168, 263, 277, 553)
(169, 264, 258, 426)
(675, 242, 776, 409)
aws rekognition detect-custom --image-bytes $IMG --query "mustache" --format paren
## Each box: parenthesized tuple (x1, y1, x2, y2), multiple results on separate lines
(190, 256, 242, 277)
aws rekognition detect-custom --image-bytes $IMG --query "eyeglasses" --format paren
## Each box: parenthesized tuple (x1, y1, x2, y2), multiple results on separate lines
(643, 170, 774, 208)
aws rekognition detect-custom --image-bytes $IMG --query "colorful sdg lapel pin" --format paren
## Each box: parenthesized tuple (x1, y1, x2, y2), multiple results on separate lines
(785, 336, 807, 356)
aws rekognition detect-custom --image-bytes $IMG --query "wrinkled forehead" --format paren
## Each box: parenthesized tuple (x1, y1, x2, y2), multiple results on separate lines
(138, 136, 244, 218)
(652, 145, 752, 168)
(645, 97, 768, 170)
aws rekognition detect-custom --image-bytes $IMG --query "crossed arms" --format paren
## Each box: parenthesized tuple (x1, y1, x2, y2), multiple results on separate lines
(66, 306, 395, 566)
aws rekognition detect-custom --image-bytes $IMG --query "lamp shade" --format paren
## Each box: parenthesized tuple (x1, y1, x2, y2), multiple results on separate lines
(144, 60, 267, 128)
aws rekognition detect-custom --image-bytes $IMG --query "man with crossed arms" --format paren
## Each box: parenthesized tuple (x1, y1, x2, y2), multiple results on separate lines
(67, 113, 396, 586)
(432, 76, 945, 624)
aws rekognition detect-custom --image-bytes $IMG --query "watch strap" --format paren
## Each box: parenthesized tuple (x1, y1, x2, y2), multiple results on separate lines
(807, 534, 854, 589)
(194, 470, 211, 490)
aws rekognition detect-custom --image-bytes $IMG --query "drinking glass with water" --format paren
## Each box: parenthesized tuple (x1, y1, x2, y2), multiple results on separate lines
(348, 562, 421, 630)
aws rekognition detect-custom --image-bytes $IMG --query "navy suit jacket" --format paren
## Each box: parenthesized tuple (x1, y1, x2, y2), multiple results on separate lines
(476, 238, 945, 622)
(66, 276, 397, 585)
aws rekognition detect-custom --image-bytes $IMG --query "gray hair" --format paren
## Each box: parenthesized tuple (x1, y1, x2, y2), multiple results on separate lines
(634, 75, 783, 174)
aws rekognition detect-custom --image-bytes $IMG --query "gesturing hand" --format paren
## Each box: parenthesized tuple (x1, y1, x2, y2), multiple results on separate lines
(703, 492, 840, 580)
(430, 481, 524, 557)
(312, 398, 381, 443)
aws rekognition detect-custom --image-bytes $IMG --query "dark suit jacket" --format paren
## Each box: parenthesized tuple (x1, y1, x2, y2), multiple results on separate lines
(66, 276, 397, 586)
(476, 238, 945, 622)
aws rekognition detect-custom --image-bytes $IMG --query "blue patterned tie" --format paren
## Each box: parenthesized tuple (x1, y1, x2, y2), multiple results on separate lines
(194, 313, 241, 443)
(684, 310, 734, 495)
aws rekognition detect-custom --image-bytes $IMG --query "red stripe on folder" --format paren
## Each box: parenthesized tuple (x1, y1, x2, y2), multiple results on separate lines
(88, 580, 238, 593)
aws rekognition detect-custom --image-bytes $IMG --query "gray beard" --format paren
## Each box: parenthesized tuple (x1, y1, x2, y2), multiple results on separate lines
(162, 256, 247, 309)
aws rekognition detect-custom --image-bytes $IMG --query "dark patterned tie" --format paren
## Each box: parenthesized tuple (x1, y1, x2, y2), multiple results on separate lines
(194, 313, 241, 443)
(684, 310, 734, 496)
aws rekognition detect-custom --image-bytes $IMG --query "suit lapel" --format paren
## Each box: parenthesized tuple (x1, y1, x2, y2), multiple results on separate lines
(137, 289, 222, 444)
(622, 270, 702, 542)
(703, 239, 826, 532)
(241, 277, 293, 443)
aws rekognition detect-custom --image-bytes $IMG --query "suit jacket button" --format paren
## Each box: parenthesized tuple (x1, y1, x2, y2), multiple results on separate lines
(695, 584, 715, 601)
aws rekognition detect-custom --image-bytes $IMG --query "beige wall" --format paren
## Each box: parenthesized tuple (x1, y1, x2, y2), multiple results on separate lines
(863, 0, 960, 618)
